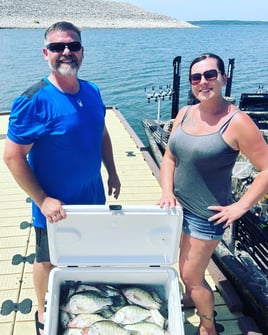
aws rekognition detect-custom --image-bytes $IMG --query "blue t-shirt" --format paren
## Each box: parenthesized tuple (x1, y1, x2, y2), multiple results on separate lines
(7, 78, 106, 227)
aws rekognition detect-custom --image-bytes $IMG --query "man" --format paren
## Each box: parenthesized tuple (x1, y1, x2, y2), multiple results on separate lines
(3, 21, 121, 335)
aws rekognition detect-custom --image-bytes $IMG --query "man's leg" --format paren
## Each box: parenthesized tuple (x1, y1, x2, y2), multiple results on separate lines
(33, 227, 53, 334)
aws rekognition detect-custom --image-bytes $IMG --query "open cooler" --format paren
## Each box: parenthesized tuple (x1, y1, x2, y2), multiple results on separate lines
(44, 204, 184, 335)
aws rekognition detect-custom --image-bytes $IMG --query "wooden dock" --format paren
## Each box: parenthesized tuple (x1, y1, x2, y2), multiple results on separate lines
(0, 107, 262, 334)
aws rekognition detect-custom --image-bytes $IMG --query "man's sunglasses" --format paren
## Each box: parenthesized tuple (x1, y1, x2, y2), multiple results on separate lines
(46, 42, 82, 53)
(190, 69, 220, 85)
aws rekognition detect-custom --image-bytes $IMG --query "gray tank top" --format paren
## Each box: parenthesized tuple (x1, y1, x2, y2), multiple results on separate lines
(169, 108, 240, 219)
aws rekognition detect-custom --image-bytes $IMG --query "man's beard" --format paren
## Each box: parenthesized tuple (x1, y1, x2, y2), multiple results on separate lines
(48, 58, 81, 76)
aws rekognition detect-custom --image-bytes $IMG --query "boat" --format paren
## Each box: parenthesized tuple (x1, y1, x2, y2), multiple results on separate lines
(141, 57, 268, 333)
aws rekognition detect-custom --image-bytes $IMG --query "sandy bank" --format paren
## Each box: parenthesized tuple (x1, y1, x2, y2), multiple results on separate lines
(0, 0, 197, 29)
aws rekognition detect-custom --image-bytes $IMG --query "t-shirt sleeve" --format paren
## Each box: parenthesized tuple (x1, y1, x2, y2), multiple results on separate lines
(7, 95, 44, 145)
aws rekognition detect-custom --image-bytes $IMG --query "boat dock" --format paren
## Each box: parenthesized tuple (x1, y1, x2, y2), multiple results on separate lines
(0, 107, 262, 334)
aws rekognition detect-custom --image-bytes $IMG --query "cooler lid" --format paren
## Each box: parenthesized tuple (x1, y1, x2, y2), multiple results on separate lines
(47, 204, 183, 267)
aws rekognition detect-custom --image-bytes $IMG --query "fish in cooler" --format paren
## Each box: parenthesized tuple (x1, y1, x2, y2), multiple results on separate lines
(58, 282, 169, 335)
(67, 313, 106, 328)
(111, 305, 152, 324)
(62, 328, 85, 335)
(124, 321, 170, 335)
(60, 310, 75, 328)
(111, 305, 165, 327)
(148, 309, 166, 328)
(62, 290, 122, 314)
(121, 287, 162, 309)
(85, 320, 137, 335)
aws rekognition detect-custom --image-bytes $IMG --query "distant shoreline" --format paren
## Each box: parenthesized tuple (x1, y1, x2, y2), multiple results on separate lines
(0, 0, 196, 29)
(191, 20, 268, 24)
(0, 17, 197, 29)
(1, 19, 267, 30)
(0, 25, 196, 29)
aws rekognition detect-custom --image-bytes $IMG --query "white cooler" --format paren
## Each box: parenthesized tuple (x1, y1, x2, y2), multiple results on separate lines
(44, 204, 184, 335)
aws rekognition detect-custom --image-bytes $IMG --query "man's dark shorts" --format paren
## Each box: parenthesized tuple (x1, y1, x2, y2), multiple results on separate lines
(35, 227, 50, 262)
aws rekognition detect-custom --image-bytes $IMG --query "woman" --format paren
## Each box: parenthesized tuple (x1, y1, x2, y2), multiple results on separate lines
(159, 53, 268, 335)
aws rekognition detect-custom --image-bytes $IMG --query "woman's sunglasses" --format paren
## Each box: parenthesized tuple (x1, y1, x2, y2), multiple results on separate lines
(46, 42, 82, 53)
(190, 69, 220, 85)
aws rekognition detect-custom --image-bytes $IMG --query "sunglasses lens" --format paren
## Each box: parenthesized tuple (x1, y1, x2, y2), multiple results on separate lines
(46, 42, 82, 52)
(190, 74, 202, 85)
(46, 43, 62, 52)
(190, 69, 219, 85)
(68, 42, 82, 51)
(204, 69, 218, 81)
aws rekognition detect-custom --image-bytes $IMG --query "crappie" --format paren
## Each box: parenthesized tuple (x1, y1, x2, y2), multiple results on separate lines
(62, 291, 115, 314)
(122, 287, 161, 309)
(148, 309, 166, 328)
(97, 284, 122, 297)
(75, 285, 103, 294)
(124, 321, 169, 335)
(68, 313, 106, 328)
(98, 307, 115, 319)
(86, 320, 134, 335)
(62, 328, 84, 335)
(111, 305, 152, 324)
(60, 310, 74, 328)
(98, 284, 128, 310)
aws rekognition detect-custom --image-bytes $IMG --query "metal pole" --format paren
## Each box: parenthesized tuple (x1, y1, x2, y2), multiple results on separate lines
(171, 56, 181, 119)
(157, 97, 161, 124)
(225, 58, 235, 97)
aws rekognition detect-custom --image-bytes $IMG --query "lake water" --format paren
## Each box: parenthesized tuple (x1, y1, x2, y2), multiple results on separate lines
(1, 22, 268, 143)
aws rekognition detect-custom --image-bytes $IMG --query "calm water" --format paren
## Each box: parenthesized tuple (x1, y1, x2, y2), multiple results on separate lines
(1, 22, 268, 143)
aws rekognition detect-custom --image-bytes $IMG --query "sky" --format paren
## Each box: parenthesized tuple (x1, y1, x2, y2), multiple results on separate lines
(115, 0, 267, 22)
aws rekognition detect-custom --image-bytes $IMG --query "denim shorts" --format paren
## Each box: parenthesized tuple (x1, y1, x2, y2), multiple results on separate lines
(35, 227, 50, 262)
(182, 209, 225, 241)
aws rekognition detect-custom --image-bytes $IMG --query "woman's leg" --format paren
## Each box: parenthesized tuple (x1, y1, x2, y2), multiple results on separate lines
(179, 232, 219, 335)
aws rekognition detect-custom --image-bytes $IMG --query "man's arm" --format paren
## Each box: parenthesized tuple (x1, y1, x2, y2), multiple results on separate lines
(3, 138, 66, 222)
(102, 126, 121, 199)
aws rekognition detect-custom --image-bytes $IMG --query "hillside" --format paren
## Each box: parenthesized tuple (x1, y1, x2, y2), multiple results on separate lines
(0, 0, 195, 29)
